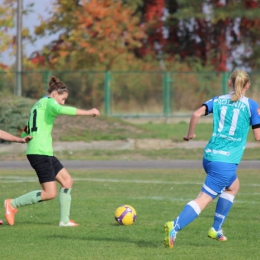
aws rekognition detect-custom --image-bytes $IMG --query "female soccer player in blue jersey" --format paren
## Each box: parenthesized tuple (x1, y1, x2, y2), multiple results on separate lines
(164, 70, 260, 248)
(4, 76, 100, 227)
(0, 129, 32, 225)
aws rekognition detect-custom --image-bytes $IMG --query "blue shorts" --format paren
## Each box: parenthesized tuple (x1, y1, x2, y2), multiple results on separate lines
(202, 158, 238, 199)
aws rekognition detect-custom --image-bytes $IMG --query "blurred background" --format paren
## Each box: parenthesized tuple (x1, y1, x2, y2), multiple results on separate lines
(1, 0, 260, 117)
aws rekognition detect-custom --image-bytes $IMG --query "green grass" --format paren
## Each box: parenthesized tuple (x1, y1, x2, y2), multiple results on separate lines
(64, 148, 260, 161)
(0, 169, 259, 259)
(2, 147, 260, 161)
(58, 120, 214, 142)
(138, 121, 213, 141)
(137, 121, 257, 142)
(57, 118, 257, 142)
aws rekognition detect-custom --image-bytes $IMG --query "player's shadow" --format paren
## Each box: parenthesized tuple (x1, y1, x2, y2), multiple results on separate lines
(44, 234, 160, 248)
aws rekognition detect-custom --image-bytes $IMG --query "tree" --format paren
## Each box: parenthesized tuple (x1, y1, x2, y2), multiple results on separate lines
(25, 0, 260, 72)
(165, 0, 227, 71)
(138, 0, 166, 57)
(0, 0, 35, 69)
(33, 0, 147, 70)
(0, 0, 15, 67)
(165, 0, 260, 71)
(237, 0, 260, 69)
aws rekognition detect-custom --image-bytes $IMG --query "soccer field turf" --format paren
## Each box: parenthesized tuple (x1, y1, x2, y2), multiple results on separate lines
(0, 168, 259, 260)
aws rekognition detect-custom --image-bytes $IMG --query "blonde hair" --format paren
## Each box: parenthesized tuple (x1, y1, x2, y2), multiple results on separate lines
(229, 70, 250, 102)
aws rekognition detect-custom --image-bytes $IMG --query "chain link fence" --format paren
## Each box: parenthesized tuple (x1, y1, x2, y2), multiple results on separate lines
(1, 71, 260, 117)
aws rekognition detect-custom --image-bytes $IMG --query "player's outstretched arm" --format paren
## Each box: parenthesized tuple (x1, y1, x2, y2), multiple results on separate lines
(0, 130, 33, 143)
(183, 106, 206, 141)
(75, 108, 100, 117)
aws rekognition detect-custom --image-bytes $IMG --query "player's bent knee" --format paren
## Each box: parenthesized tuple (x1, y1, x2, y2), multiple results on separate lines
(42, 191, 57, 200)
(63, 178, 73, 188)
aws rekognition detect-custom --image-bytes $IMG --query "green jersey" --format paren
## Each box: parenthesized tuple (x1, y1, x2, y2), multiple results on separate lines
(22, 97, 76, 155)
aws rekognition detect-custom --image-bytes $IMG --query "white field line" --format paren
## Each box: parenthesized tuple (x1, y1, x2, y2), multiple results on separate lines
(0, 176, 259, 204)
(128, 196, 260, 204)
(0, 175, 260, 187)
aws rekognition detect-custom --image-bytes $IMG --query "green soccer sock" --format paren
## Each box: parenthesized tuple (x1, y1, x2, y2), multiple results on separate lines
(59, 188, 72, 224)
(11, 190, 42, 208)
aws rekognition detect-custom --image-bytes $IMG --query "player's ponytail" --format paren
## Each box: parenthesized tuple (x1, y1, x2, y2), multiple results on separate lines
(229, 70, 250, 102)
(47, 76, 68, 94)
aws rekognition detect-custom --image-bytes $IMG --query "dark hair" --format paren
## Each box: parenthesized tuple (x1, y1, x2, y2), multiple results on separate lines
(47, 76, 68, 94)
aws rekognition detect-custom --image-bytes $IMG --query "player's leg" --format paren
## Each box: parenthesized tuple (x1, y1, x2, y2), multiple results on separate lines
(164, 190, 214, 248)
(55, 163, 77, 227)
(8, 180, 55, 205)
(211, 177, 239, 236)
(5, 155, 57, 225)
(175, 158, 220, 231)
(164, 158, 220, 248)
(4, 184, 55, 226)
(206, 161, 238, 241)
(174, 191, 213, 231)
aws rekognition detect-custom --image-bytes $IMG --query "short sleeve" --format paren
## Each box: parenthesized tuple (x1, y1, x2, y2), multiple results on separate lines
(47, 98, 76, 116)
(249, 99, 260, 128)
(203, 96, 219, 116)
(47, 98, 63, 116)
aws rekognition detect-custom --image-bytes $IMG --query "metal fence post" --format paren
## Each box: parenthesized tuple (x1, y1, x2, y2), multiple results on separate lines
(15, 0, 22, 97)
(43, 71, 51, 95)
(222, 72, 228, 94)
(104, 71, 111, 116)
(163, 72, 171, 117)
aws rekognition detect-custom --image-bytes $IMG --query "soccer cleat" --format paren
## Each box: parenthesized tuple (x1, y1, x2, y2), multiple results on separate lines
(0, 219, 3, 225)
(4, 199, 18, 226)
(208, 227, 227, 241)
(164, 221, 177, 248)
(59, 220, 79, 227)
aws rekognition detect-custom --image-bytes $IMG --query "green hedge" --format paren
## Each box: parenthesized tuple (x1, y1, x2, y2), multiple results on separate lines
(0, 95, 35, 138)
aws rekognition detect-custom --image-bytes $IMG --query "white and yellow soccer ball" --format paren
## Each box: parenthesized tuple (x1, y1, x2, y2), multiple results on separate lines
(114, 204, 137, 226)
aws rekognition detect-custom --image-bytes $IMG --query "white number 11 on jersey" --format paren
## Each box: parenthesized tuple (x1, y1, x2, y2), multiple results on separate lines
(218, 106, 240, 136)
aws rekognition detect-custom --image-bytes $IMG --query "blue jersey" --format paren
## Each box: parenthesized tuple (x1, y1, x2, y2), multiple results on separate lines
(203, 93, 260, 164)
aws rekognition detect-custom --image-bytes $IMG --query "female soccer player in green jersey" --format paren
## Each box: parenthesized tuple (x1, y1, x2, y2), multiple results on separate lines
(0, 129, 32, 225)
(164, 70, 260, 248)
(4, 76, 100, 227)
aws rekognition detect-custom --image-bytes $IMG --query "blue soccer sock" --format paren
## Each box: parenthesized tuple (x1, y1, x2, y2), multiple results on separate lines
(174, 201, 201, 232)
(212, 192, 234, 231)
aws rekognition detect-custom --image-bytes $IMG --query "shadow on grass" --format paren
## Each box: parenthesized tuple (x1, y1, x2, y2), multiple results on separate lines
(44, 233, 161, 248)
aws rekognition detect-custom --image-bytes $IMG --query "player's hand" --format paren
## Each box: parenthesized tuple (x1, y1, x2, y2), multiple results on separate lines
(90, 108, 100, 117)
(183, 134, 196, 141)
(20, 136, 33, 143)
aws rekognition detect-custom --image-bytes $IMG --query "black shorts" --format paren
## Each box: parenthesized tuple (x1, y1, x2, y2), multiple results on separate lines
(27, 155, 64, 184)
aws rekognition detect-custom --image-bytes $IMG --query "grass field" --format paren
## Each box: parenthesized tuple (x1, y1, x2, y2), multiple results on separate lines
(1, 117, 260, 259)
(0, 169, 259, 260)
(2, 147, 260, 162)
(53, 117, 213, 142)
(53, 117, 257, 142)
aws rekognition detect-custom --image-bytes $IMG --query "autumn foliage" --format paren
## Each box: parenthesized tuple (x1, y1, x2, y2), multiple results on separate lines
(32, 0, 147, 70)
(1, 0, 260, 71)
(0, 2, 15, 66)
